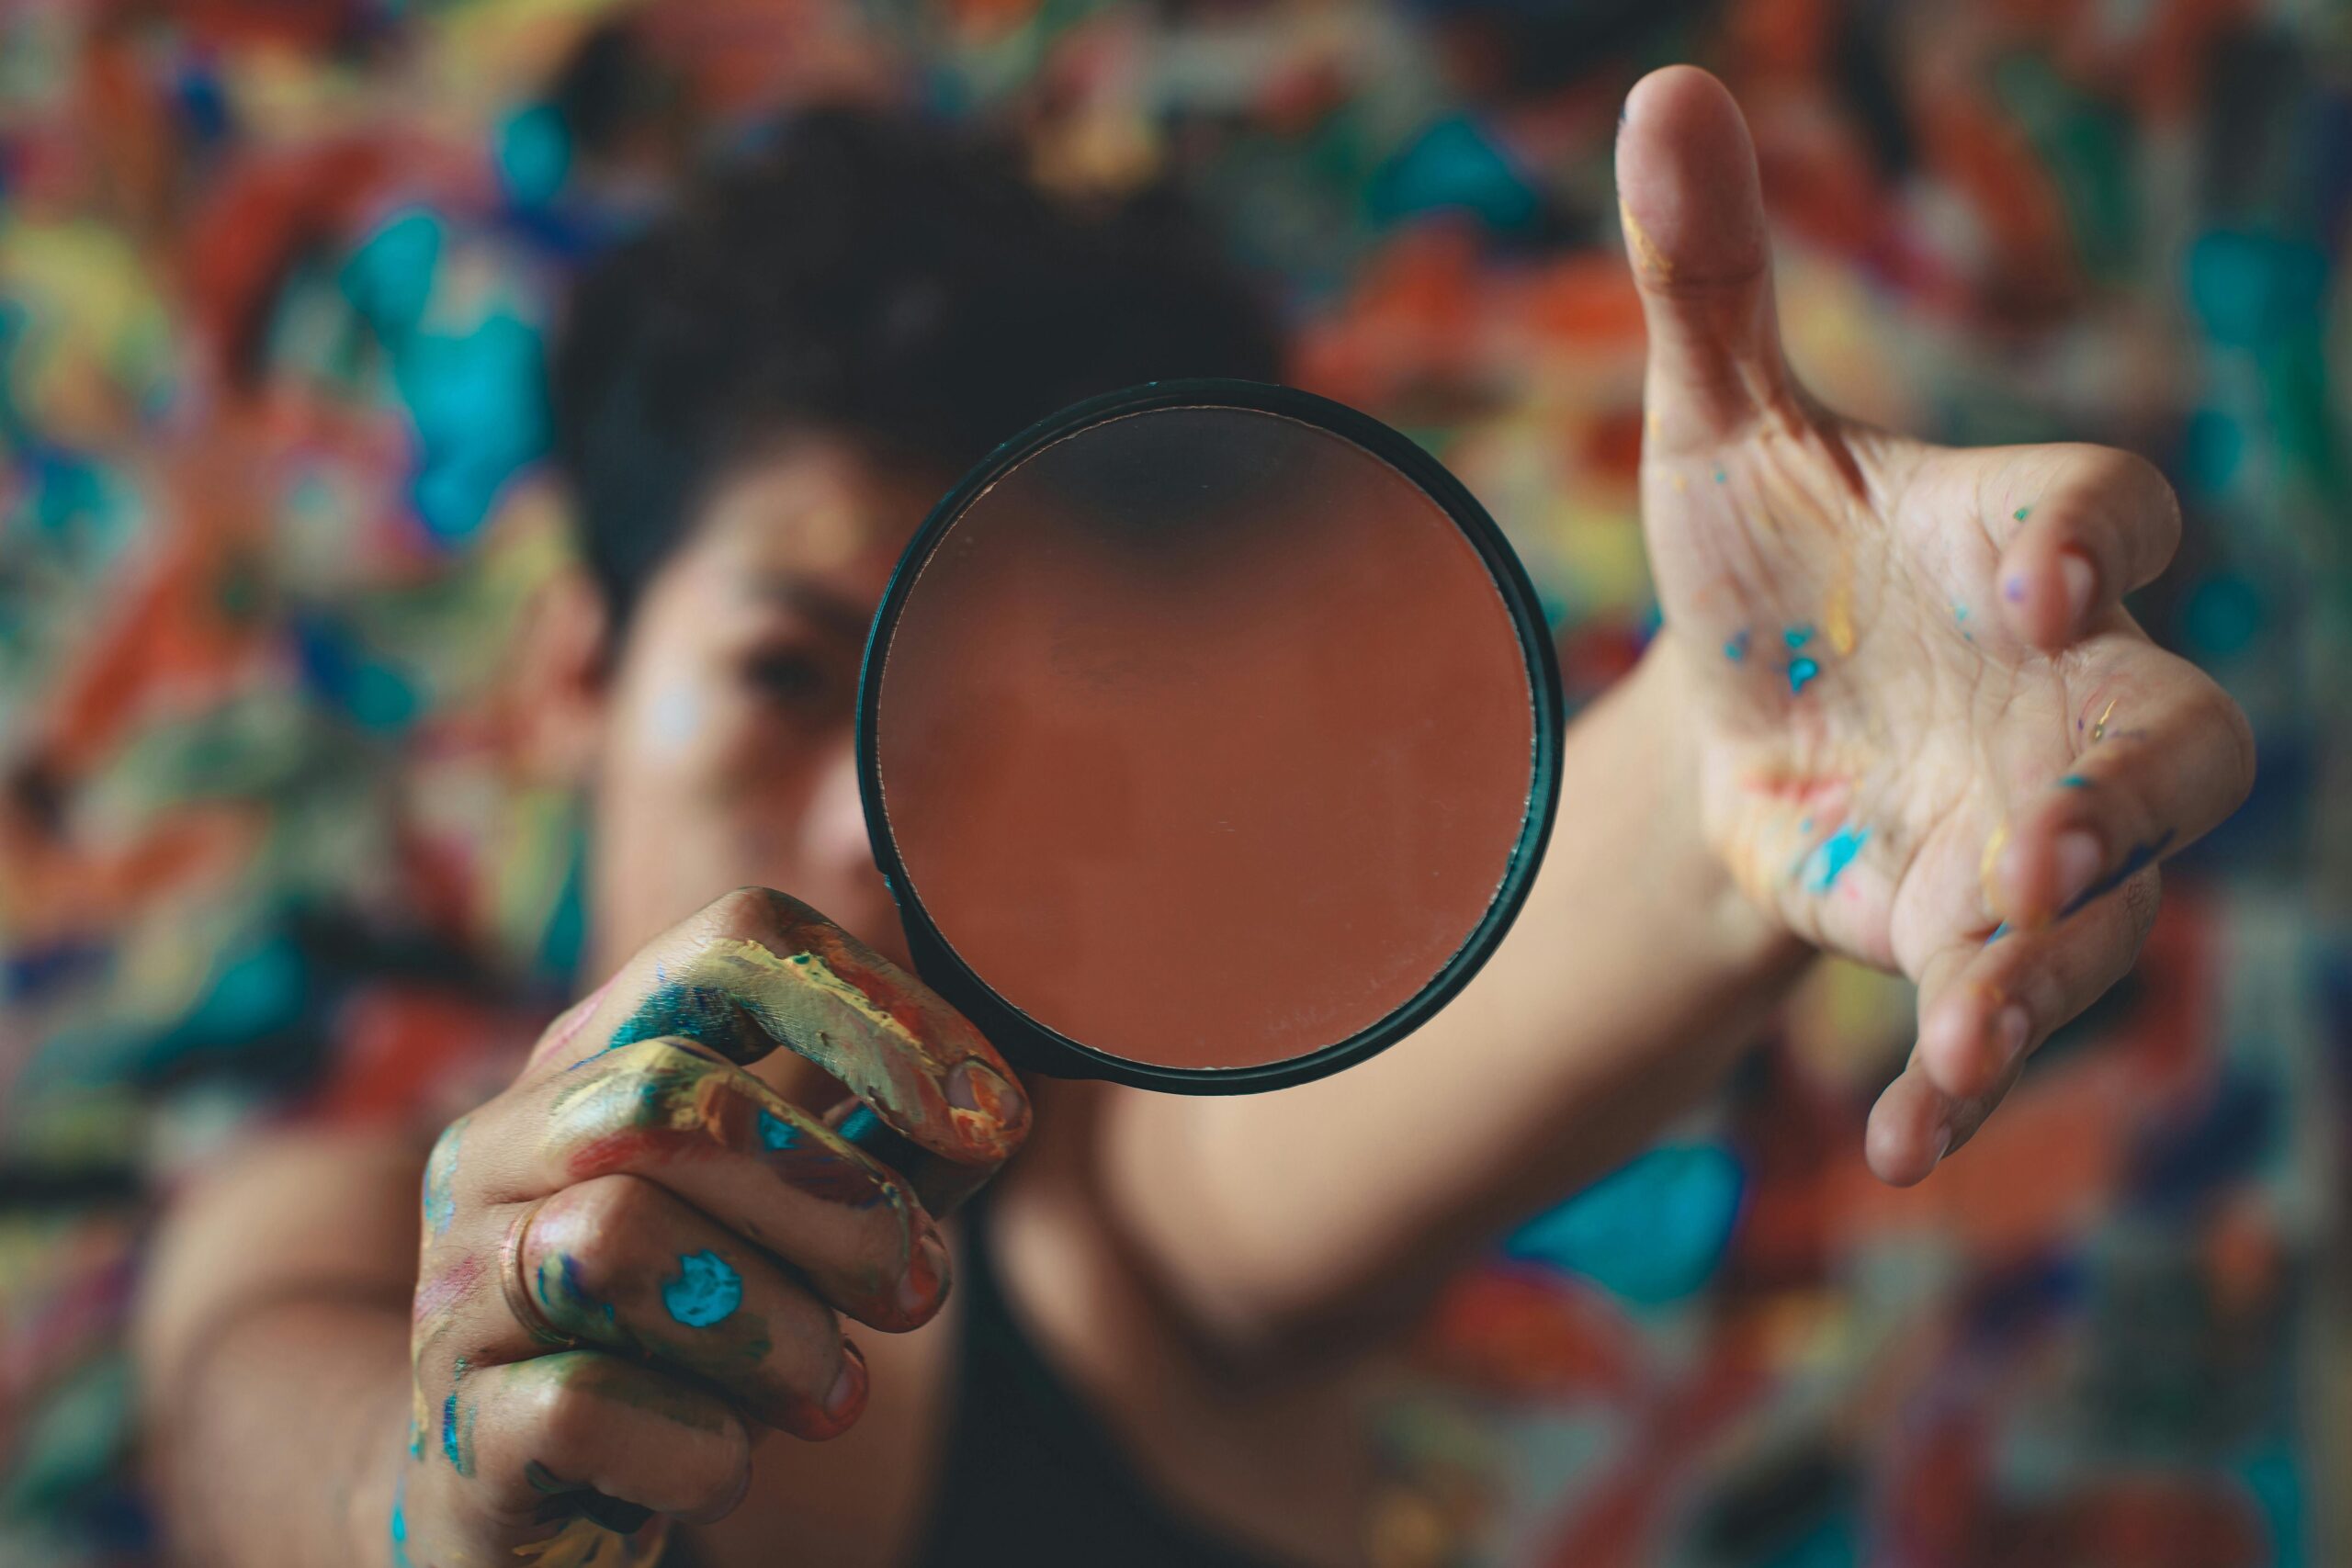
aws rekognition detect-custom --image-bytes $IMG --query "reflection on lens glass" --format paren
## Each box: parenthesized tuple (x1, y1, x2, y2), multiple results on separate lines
(875, 404, 1536, 1073)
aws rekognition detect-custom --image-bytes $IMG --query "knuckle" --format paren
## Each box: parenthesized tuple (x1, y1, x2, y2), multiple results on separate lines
(524, 1362, 611, 1466)
(703, 886, 822, 947)
(537, 1176, 668, 1298)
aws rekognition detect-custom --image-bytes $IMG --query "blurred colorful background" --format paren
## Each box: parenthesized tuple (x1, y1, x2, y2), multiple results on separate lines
(0, 1, 2344, 1564)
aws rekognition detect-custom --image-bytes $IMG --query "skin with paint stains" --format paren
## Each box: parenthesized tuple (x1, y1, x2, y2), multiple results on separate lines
(374, 886, 1016, 1567)
(1621, 68, 2252, 1183)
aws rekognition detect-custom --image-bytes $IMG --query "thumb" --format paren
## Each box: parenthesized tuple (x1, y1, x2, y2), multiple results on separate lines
(1614, 66, 1794, 448)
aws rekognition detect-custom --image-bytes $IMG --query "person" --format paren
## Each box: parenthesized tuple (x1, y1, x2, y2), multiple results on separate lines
(132, 68, 2253, 1568)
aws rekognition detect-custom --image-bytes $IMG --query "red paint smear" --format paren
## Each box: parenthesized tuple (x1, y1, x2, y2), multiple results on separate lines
(413, 1252, 484, 1328)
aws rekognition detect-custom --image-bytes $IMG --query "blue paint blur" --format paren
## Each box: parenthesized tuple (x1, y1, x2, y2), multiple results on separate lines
(1368, 116, 1540, 232)
(1787, 656, 1821, 694)
(662, 1250, 744, 1328)
(293, 612, 421, 731)
(2128, 1068, 2276, 1213)
(1782, 625, 1814, 649)
(2182, 572, 2264, 658)
(1724, 628, 1750, 662)
(2242, 1445, 2310, 1567)
(1800, 826, 1870, 893)
(757, 1109, 800, 1151)
(1504, 1143, 1744, 1307)
(496, 103, 571, 208)
(340, 210, 444, 337)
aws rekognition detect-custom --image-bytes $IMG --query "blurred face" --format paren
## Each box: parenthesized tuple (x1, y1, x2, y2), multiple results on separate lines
(584, 434, 953, 980)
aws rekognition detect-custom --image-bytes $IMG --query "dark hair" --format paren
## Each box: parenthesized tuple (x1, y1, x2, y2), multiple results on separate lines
(550, 108, 1286, 627)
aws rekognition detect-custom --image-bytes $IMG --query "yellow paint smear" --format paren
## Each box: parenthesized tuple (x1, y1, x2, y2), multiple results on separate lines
(1619, 197, 1673, 281)
(513, 1517, 670, 1567)
(1823, 563, 1856, 655)
(1979, 820, 2010, 908)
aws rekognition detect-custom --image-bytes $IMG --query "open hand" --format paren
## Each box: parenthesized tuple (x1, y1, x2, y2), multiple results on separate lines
(1616, 68, 2255, 1185)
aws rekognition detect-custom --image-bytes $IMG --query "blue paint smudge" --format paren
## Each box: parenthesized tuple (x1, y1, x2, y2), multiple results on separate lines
(662, 1250, 743, 1328)
(837, 1103, 883, 1145)
(2060, 773, 2093, 789)
(1800, 826, 1871, 893)
(1712, 467, 1727, 483)
(1984, 921, 2012, 944)
(1504, 1144, 1746, 1306)
(439, 1392, 473, 1475)
(1783, 625, 1814, 649)
(422, 1122, 461, 1235)
(390, 1474, 411, 1567)
(2013, 505, 2030, 522)
(1787, 656, 1821, 694)
(757, 1109, 800, 1151)
(1724, 628, 1750, 662)
(2059, 830, 2175, 919)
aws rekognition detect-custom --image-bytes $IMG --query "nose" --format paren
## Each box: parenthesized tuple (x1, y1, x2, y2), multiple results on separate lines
(804, 736, 906, 958)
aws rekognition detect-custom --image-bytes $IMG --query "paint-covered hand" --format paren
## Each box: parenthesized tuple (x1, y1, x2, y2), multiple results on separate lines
(1617, 69, 2254, 1185)
(390, 887, 1029, 1566)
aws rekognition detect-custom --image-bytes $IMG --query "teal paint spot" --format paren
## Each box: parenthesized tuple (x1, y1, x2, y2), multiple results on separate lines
(422, 1120, 463, 1235)
(438, 1391, 474, 1476)
(758, 1109, 801, 1150)
(496, 102, 571, 208)
(1952, 603, 1969, 623)
(1783, 625, 1814, 649)
(390, 1475, 411, 1568)
(2014, 505, 2030, 522)
(663, 1250, 743, 1328)
(2183, 572, 2263, 658)
(1504, 1144, 1745, 1306)
(1985, 920, 2012, 943)
(1368, 115, 1541, 231)
(838, 1103, 883, 1145)
(2060, 773, 2093, 789)
(1799, 817, 1814, 834)
(1800, 825, 1871, 893)
(1787, 656, 1821, 694)
(1723, 628, 1750, 662)
(341, 209, 443, 335)
(1712, 467, 1727, 483)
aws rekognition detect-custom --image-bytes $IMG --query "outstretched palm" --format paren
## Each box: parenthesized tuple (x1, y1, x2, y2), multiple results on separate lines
(1618, 70, 2253, 1183)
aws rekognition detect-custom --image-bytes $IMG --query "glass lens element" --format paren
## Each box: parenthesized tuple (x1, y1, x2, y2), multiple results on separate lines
(873, 403, 1537, 1073)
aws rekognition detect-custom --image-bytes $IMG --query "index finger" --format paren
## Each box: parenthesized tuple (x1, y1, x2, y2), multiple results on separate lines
(541, 888, 1029, 1176)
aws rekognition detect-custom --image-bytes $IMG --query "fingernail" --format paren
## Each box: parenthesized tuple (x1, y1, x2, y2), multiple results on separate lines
(2053, 829, 2103, 912)
(897, 1229, 951, 1320)
(1928, 1121, 1953, 1169)
(944, 1059, 1027, 1132)
(823, 1339, 867, 1420)
(2058, 550, 2096, 627)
